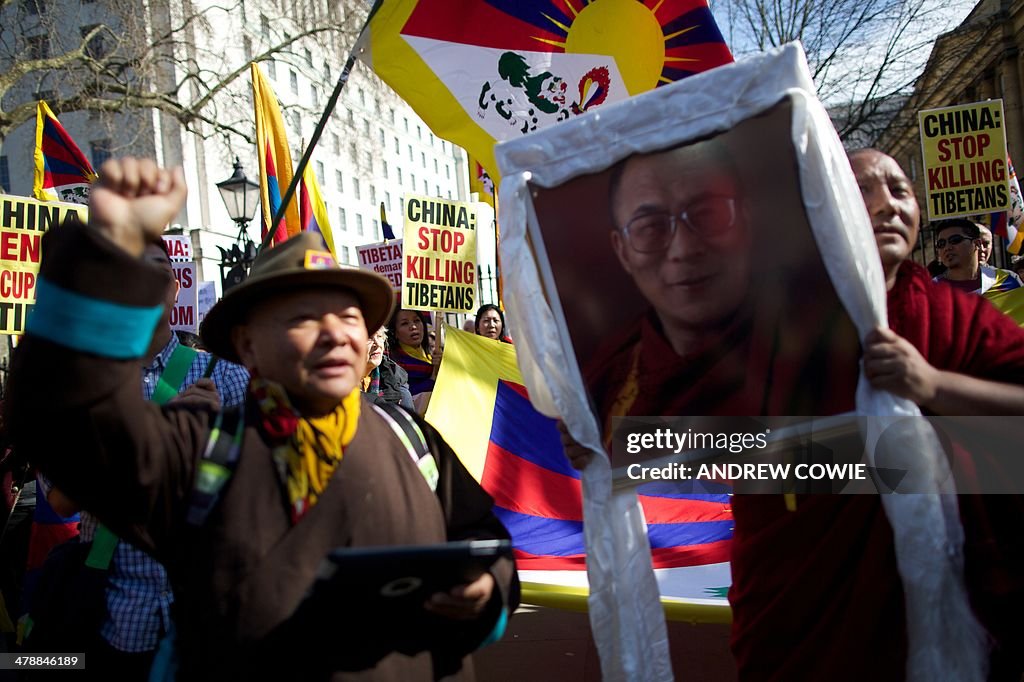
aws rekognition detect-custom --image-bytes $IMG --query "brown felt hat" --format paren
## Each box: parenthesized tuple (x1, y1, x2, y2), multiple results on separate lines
(199, 232, 395, 363)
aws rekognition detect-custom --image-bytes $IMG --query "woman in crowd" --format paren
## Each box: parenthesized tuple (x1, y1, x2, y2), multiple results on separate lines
(474, 304, 512, 344)
(388, 309, 438, 396)
(362, 327, 414, 409)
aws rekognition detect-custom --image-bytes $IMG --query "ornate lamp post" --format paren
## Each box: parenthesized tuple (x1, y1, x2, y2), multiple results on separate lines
(215, 157, 260, 291)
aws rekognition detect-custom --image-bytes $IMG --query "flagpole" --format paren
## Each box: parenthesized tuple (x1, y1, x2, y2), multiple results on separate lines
(259, 0, 384, 252)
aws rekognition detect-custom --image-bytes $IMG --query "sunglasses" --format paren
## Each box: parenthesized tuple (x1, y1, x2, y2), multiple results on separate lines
(935, 234, 975, 249)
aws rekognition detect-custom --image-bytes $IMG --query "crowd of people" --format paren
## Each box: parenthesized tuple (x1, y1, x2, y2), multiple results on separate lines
(0, 127, 1023, 682)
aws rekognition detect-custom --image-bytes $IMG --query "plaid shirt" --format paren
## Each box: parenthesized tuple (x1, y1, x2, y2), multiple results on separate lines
(78, 334, 249, 652)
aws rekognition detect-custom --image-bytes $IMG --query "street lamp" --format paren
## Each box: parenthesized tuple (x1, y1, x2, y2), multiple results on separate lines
(216, 157, 260, 291)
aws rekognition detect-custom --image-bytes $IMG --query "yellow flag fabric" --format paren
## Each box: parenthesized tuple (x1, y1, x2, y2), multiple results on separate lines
(300, 161, 337, 258)
(251, 63, 301, 246)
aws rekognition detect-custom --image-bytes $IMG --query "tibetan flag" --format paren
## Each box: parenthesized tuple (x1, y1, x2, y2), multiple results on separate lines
(990, 156, 1024, 255)
(299, 163, 337, 258)
(380, 202, 396, 241)
(426, 326, 732, 619)
(33, 102, 97, 205)
(360, 0, 733, 181)
(252, 63, 300, 246)
(468, 155, 496, 210)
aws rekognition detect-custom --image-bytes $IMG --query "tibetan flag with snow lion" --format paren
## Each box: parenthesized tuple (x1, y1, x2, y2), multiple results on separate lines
(33, 102, 97, 205)
(360, 0, 732, 181)
(426, 326, 732, 620)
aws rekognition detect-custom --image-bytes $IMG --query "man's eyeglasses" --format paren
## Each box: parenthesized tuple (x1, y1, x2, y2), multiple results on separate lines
(620, 196, 737, 253)
(935, 234, 975, 250)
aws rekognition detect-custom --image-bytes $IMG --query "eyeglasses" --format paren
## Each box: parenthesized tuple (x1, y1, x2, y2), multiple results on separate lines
(935, 234, 974, 249)
(620, 196, 737, 253)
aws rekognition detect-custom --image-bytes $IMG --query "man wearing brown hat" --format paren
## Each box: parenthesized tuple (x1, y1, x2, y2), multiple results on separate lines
(7, 157, 517, 681)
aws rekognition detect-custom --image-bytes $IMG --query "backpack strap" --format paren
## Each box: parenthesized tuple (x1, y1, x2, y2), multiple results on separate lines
(84, 524, 119, 570)
(185, 407, 244, 527)
(372, 402, 439, 492)
(151, 344, 199, 406)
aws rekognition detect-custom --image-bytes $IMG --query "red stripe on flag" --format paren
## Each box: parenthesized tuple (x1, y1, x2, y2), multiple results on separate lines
(513, 548, 587, 571)
(638, 494, 732, 525)
(651, 540, 731, 568)
(482, 441, 583, 521)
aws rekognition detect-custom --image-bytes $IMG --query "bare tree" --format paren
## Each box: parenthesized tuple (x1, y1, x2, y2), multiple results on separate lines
(0, 0, 365, 152)
(712, 0, 973, 143)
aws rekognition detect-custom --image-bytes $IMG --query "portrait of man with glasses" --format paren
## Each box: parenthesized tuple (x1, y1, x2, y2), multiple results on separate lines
(525, 102, 862, 463)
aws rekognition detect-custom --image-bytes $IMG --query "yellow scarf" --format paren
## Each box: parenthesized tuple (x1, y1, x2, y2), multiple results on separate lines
(399, 341, 431, 363)
(250, 377, 360, 523)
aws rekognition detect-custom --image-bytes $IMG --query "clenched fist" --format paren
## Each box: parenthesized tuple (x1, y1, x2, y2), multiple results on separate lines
(89, 158, 187, 257)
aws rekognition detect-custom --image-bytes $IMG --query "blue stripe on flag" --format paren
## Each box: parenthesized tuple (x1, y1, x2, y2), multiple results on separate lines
(489, 380, 579, 479)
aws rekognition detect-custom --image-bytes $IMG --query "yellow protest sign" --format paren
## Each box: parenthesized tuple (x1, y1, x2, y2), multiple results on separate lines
(0, 196, 87, 334)
(402, 194, 478, 313)
(919, 100, 1008, 220)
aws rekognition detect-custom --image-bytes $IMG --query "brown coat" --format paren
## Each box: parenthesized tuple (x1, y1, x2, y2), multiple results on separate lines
(8, 223, 517, 680)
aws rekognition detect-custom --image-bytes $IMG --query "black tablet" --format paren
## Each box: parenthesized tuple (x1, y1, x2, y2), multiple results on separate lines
(312, 539, 512, 606)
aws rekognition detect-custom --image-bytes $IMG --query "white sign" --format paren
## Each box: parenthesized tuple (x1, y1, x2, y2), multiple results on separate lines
(170, 262, 197, 333)
(196, 281, 216, 327)
(162, 234, 193, 262)
(355, 239, 403, 292)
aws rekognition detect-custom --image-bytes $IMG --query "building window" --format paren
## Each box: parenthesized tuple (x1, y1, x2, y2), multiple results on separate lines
(445, 164, 450, 180)
(411, 172, 415, 189)
(382, 161, 389, 179)
(397, 168, 403, 184)
(423, 179, 428, 194)
(27, 34, 49, 59)
(266, 59, 276, 79)
(421, 152, 426, 168)
(332, 133, 340, 155)
(260, 14, 270, 39)
(311, 84, 319, 106)
(362, 119, 370, 135)
(349, 142, 357, 163)
(434, 159, 439, 173)
(341, 245, 351, 264)
(385, 191, 391, 208)
(353, 178, 361, 200)
(373, 219, 380, 240)
(435, 185, 440, 196)
(400, 197, 405, 214)
(369, 185, 376, 204)
(335, 170, 343, 193)
(289, 110, 301, 135)
(304, 48, 313, 67)
(403, 117, 409, 133)
(389, 108, 396, 124)
(429, 133, 434, 146)
(357, 88, 365, 106)
(378, 128, 385, 145)
(347, 109, 354, 125)
(416, 125, 422, 140)
(289, 70, 298, 95)
(338, 207, 347, 231)
(364, 151, 372, 168)
(356, 214, 364, 236)
(91, 139, 112, 168)
(393, 137, 399, 154)
(315, 161, 325, 184)
(408, 145, 413, 161)
(0, 157, 9, 192)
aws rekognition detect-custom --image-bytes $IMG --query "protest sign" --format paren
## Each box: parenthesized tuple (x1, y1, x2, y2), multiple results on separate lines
(919, 100, 1008, 220)
(196, 281, 216, 327)
(162, 234, 193, 262)
(0, 196, 87, 334)
(170, 262, 198, 333)
(356, 239, 404, 292)
(401, 195, 477, 312)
